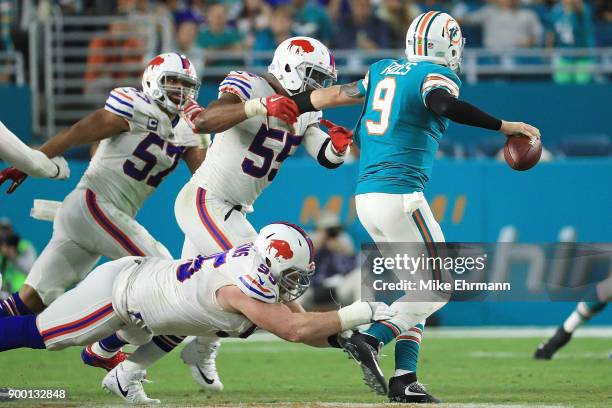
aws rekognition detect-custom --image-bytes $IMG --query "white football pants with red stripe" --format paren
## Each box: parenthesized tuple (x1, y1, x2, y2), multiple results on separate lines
(38, 257, 152, 350)
(26, 187, 172, 306)
(174, 181, 258, 258)
(356, 192, 449, 334)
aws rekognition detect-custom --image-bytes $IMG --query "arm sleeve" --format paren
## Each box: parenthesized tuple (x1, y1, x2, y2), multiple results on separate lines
(0, 121, 60, 178)
(303, 124, 347, 169)
(218, 71, 254, 101)
(426, 88, 502, 131)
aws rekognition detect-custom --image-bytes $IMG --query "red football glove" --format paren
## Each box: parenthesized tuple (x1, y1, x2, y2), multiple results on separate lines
(181, 98, 205, 131)
(264, 95, 299, 125)
(0, 167, 27, 194)
(320, 119, 353, 154)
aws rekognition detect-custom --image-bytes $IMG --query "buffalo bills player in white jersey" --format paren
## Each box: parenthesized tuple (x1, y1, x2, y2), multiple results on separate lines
(0, 53, 208, 369)
(0, 222, 395, 404)
(86, 36, 356, 393)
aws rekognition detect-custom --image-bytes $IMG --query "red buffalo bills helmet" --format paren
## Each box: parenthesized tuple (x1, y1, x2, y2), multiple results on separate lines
(254, 222, 315, 302)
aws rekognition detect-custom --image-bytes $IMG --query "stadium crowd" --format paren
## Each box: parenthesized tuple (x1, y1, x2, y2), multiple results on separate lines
(1, 1, 611, 70)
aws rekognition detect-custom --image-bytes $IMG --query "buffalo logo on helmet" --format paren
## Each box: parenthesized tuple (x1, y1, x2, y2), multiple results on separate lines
(148, 55, 165, 67)
(288, 39, 315, 55)
(267, 239, 294, 260)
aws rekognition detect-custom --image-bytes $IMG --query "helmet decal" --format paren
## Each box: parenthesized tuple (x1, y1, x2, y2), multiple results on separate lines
(148, 55, 165, 67)
(445, 18, 462, 46)
(288, 38, 315, 54)
(267, 239, 294, 260)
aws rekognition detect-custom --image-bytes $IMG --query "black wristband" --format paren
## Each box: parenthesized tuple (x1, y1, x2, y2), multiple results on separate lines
(291, 90, 316, 113)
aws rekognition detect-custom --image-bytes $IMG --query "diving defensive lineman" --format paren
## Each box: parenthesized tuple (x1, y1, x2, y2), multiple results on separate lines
(0, 222, 395, 404)
(290, 11, 541, 403)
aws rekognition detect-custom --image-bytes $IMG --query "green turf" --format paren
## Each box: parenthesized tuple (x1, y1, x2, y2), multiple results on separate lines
(0, 336, 609, 407)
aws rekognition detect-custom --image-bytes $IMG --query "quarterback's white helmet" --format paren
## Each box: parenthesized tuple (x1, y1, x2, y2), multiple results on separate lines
(405, 11, 465, 72)
(254, 222, 315, 302)
(141, 52, 200, 114)
(268, 36, 337, 95)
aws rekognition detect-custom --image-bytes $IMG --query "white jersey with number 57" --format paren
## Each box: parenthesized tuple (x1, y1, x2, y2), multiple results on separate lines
(190, 71, 329, 207)
(78, 87, 209, 215)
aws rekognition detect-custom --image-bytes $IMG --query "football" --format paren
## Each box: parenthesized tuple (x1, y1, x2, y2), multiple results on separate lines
(503, 134, 542, 171)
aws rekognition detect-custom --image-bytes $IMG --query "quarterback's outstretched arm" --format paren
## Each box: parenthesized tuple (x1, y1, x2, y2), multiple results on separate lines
(425, 88, 541, 140)
(219, 285, 394, 344)
(0, 121, 69, 179)
(292, 82, 364, 112)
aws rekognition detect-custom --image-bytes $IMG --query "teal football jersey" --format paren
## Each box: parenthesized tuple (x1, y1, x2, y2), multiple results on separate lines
(354, 59, 461, 195)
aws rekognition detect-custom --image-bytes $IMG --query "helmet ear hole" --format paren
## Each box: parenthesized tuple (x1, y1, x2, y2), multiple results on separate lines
(265, 258, 272, 267)
(284, 64, 291, 73)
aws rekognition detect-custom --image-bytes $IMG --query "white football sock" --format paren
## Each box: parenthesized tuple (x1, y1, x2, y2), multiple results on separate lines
(125, 341, 169, 370)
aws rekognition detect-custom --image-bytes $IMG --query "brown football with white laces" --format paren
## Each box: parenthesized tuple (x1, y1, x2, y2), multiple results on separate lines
(504, 134, 542, 171)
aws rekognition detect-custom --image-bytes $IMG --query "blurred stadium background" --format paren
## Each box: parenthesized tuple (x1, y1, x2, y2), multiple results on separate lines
(0, 0, 611, 329)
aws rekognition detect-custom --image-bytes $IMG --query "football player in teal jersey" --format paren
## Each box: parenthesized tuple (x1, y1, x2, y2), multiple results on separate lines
(290, 11, 541, 403)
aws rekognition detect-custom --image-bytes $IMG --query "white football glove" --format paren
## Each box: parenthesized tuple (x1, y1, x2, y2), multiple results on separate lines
(50, 156, 70, 179)
(337, 301, 396, 331)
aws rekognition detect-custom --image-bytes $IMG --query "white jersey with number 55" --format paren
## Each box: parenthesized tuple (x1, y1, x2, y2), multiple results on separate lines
(190, 71, 329, 207)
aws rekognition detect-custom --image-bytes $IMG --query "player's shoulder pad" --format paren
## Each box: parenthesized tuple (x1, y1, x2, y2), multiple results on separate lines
(104, 87, 153, 120)
(424, 64, 462, 89)
(421, 64, 461, 101)
(228, 244, 280, 304)
(218, 71, 263, 101)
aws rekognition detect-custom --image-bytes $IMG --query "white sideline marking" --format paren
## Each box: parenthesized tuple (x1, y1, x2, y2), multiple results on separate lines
(214, 326, 612, 344)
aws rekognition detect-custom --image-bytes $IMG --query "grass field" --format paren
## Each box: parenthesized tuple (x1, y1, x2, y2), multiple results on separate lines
(0, 333, 609, 407)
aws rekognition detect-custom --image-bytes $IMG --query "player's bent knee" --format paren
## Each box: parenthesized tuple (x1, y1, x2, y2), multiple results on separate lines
(18, 285, 46, 313)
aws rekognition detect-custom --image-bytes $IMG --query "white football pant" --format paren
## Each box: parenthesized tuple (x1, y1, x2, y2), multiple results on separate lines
(356, 192, 449, 335)
(26, 187, 172, 306)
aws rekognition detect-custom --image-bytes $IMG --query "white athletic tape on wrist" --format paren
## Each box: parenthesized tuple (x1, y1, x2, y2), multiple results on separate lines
(337, 301, 372, 331)
(244, 98, 266, 118)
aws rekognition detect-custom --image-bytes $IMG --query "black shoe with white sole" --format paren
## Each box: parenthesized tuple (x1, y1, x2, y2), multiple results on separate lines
(388, 374, 441, 404)
(341, 332, 387, 395)
(534, 326, 572, 360)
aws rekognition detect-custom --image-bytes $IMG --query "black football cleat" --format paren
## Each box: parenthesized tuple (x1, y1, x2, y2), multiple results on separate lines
(341, 332, 387, 395)
(389, 374, 441, 404)
(534, 326, 572, 360)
